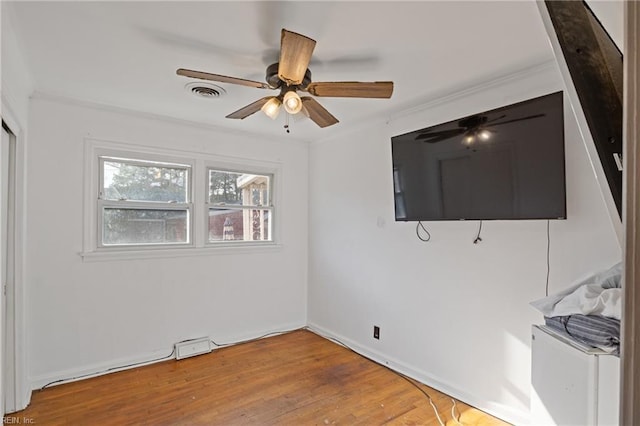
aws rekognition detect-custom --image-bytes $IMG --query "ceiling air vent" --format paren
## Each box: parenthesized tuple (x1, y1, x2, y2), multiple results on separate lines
(185, 82, 226, 99)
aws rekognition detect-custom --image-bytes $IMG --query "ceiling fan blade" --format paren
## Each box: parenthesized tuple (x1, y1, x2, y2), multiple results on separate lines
(226, 97, 273, 120)
(278, 29, 316, 86)
(300, 97, 338, 128)
(415, 128, 465, 141)
(489, 113, 546, 127)
(177, 68, 270, 89)
(485, 114, 507, 124)
(306, 81, 394, 98)
(421, 133, 464, 144)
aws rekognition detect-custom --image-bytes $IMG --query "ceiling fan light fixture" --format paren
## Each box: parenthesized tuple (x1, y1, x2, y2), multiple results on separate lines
(478, 129, 491, 141)
(283, 90, 303, 114)
(463, 133, 476, 145)
(262, 97, 282, 120)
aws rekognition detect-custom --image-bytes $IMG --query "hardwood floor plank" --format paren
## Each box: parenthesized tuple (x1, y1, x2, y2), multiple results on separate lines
(7, 330, 510, 425)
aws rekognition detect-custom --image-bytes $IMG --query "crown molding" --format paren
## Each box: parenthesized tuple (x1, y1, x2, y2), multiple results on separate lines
(388, 59, 558, 123)
(310, 59, 559, 147)
(29, 90, 313, 145)
(28, 59, 557, 148)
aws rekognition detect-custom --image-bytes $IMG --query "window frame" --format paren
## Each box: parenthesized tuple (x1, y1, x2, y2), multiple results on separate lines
(205, 166, 274, 245)
(97, 156, 193, 248)
(82, 139, 281, 261)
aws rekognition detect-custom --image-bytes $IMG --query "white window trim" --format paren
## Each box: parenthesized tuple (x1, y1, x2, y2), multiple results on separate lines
(205, 166, 275, 246)
(81, 138, 282, 262)
(97, 155, 193, 248)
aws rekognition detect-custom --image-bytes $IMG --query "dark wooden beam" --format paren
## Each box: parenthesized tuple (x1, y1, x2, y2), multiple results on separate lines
(544, 0, 624, 217)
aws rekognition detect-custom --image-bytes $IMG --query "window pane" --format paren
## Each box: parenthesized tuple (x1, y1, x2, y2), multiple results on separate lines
(103, 208, 189, 245)
(208, 208, 271, 242)
(103, 159, 189, 202)
(208, 170, 270, 207)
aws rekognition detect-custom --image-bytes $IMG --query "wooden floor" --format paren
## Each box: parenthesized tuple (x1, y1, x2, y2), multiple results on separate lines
(8, 330, 509, 425)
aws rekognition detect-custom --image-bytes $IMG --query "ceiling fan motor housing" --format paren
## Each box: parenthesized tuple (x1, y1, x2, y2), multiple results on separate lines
(266, 62, 312, 90)
(459, 115, 488, 129)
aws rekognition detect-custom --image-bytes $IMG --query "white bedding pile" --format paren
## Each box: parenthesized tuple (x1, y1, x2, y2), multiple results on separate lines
(530, 262, 622, 320)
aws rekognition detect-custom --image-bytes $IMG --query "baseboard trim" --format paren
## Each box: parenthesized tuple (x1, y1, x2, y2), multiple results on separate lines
(27, 322, 527, 422)
(29, 321, 307, 391)
(306, 322, 529, 426)
(29, 347, 176, 391)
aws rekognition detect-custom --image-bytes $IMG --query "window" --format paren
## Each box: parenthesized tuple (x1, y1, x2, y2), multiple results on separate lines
(99, 157, 192, 247)
(83, 139, 280, 259)
(207, 169, 273, 243)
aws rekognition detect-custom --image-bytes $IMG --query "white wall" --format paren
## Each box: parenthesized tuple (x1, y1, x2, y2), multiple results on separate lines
(1, 3, 34, 411)
(25, 96, 309, 388)
(1, 3, 33, 123)
(307, 63, 621, 424)
(6, 1, 626, 418)
(585, 0, 624, 51)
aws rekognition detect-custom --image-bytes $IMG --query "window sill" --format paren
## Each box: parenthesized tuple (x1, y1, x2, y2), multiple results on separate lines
(80, 243, 282, 262)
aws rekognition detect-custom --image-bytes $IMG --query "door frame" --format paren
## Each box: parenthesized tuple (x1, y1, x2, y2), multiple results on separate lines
(1, 121, 17, 415)
(621, 1, 640, 423)
(0, 98, 29, 412)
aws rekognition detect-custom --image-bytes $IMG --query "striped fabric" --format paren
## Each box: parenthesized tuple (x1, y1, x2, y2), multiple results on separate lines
(545, 314, 620, 355)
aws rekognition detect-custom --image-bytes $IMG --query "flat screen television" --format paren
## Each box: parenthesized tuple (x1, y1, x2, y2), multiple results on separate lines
(391, 91, 566, 221)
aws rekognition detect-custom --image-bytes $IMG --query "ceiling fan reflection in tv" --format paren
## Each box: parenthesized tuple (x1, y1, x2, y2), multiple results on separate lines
(415, 112, 546, 146)
(391, 91, 566, 222)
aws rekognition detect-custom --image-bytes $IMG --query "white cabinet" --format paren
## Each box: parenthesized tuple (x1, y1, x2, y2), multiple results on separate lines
(530, 325, 620, 425)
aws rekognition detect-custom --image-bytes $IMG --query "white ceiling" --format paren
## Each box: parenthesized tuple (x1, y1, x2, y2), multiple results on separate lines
(4, 1, 558, 141)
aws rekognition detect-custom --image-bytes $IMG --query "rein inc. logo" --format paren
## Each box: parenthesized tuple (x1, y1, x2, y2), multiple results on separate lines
(3, 417, 35, 424)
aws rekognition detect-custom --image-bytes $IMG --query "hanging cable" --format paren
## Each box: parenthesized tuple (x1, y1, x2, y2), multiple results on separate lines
(545, 219, 551, 296)
(217, 326, 450, 425)
(397, 374, 446, 426)
(40, 347, 177, 390)
(416, 221, 431, 242)
(39, 328, 308, 391)
(210, 326, 306, 348)
(473, 220, 483, 244)
(451, 398, 463, 425)
(310, 329, 446, 426)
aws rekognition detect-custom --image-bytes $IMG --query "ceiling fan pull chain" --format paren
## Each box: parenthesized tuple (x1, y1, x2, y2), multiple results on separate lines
(284, 112, 290, 134)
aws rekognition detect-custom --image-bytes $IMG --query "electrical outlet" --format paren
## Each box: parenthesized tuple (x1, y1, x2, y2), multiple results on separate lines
(373, 325, 380, 340)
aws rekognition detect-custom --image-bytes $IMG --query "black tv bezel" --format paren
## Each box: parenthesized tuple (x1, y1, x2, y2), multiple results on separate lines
(391, 91, 567, 222)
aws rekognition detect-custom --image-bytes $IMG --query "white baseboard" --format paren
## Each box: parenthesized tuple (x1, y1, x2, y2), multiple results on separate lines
(306, 322, 529, 426)
(27, 322, 528, 424)
(29, 346, 175, 391)
(29, 321, 307, 391)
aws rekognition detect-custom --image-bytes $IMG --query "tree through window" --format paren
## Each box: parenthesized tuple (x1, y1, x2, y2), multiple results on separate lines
(207, 169, 272, 243)
(99, 157, 191, 246)
(90, 147, 277, 253)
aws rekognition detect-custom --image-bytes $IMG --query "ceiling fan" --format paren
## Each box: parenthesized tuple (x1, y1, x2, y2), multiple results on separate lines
(177, 29, 394, 129)
(415, 113, 545, 145)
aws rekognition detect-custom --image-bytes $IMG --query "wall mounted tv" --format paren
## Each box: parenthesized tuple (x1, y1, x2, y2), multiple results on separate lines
(391, 91, 566, 221)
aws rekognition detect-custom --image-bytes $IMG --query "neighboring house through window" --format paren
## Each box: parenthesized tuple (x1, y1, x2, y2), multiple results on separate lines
(207, 169, 272, 243)
(83, 139, 278, 259)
